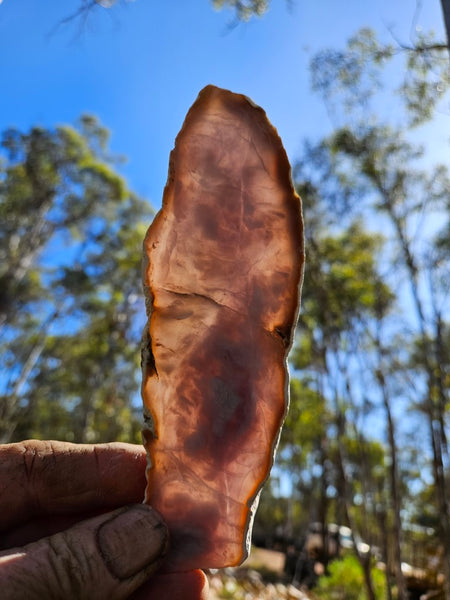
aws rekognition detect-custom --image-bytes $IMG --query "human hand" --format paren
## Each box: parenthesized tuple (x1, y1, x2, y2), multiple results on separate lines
(0, 440, 208, 600)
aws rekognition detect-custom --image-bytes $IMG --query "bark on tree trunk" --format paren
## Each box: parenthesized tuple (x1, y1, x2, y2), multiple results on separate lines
(377, 506, 394, 600)
(336, 433, 377, 600)
(375, 184, 450, 600)
(375, 365, 408, 600)
(329, 358, 378, 600)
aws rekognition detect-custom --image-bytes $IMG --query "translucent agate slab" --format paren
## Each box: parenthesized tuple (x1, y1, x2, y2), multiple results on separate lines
(141, 85, 304, 570)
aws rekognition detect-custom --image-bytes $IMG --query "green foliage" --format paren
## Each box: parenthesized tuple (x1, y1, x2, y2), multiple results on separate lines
(0, 116, 153, 443)
(299, 220, 393, 340)
(277, 379, 329, 508)
(328, 125, 449, 215)
(310, 27, 449, 128)
(212, 0, 269, 20)
(253, 484, 293, 540)
(399, 32, 450, 126)
(256, 22, 449, 600)
(285, 379, 327, 447)
(276, 20, 450, 599)
(311, 28, 395, 116)
(314, 555, 386, 600)
(81, 0, 271, 22)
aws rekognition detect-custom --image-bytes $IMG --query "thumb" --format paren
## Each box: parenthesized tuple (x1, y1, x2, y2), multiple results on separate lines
(1, 505, 168, 600)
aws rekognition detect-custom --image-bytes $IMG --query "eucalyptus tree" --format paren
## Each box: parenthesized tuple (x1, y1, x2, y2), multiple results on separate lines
(0, 116, 153, 443)
(67, 0, 270, 22)
(212, 0, 268, 19)
(307, 27, 450, 597)
(286, 173, 395, 598)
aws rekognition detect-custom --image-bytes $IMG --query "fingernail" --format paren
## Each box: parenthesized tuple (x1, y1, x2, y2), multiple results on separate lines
(97, 505, 168, 580)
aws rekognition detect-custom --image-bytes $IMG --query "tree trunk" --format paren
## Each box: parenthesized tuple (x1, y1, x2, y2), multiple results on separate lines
(377, 506, 394, 600)
(440, 0, 450, 50)
(375, 365, 408, 600)
(336, 431, 377, 600)
(375, 183, 450, 600)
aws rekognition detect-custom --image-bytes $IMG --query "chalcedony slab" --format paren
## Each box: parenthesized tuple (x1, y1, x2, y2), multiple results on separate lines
(141, 85, 304, 570)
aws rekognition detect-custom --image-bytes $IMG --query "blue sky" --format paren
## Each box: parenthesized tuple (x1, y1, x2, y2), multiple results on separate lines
(1, 0, 447, 212)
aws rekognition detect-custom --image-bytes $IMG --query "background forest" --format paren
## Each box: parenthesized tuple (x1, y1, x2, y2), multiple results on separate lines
(0, 1, 449, 599)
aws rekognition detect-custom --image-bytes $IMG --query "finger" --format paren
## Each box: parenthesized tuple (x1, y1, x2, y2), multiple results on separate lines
(0, 504, 167, 600)
(0, 440, 147, 532)
(129, 569, 209, 600)
(1, 515, 88, 550)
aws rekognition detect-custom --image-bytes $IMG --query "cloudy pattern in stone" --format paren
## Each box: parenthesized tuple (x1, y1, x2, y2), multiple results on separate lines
(141, 85, 304, 571)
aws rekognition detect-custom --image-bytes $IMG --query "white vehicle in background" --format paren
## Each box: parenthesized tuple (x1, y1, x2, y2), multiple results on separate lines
(337, 525, 371, 555)
(304, 522, 371, 559)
